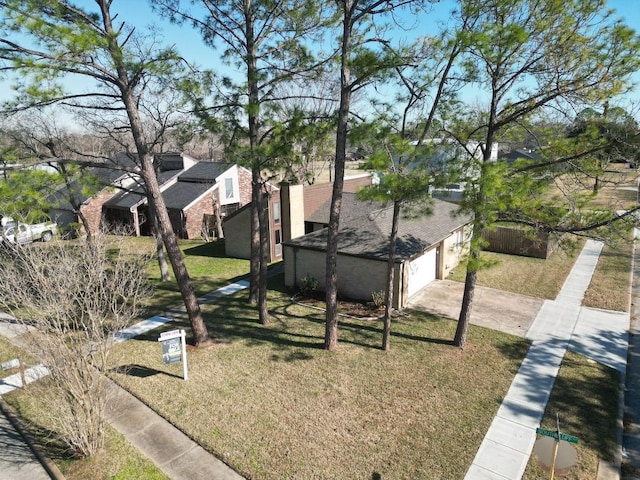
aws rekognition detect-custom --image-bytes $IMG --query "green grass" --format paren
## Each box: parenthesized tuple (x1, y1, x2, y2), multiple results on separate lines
(1, 232, 630, 479)
(4, 360, 169, 480)
(108, 284, 529, 480)
(523, 351, 620, 479)
(447, 234, 631, 313)
(58, 424, 171, 480)
(583, 238, 633, 312)
(132, 237, 252, 316)
(447, 240, 584, 300)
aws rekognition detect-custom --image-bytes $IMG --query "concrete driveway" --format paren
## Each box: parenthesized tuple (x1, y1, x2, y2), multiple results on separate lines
(407, 280, 544, 338)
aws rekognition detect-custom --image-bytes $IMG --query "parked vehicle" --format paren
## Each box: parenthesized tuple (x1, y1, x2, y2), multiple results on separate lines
(0, 217, 58, 245)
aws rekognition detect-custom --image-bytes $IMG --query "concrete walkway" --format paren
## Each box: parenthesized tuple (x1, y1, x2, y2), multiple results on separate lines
(0, 317, 56, 480)
(0, 410, 51, 480)
(465, 240, 630, 479)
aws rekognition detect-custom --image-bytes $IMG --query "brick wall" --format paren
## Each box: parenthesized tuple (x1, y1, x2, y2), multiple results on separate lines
(183, 193, 215, 239)
(237, 167, 253, 206)
(80, 188, 117, 235)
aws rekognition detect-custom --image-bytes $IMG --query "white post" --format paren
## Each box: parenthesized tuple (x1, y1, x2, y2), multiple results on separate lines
(180, 329, 188, 381)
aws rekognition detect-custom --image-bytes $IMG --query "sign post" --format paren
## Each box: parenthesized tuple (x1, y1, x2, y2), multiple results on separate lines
(158, 329, 188, 381)
(535, 414, 579, 479)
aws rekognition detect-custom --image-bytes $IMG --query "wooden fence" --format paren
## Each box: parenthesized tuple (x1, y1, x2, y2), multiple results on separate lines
(482, 227, 559, 259)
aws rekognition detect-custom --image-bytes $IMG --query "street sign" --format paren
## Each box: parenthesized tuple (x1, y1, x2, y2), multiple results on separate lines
(536, 428, 579, 444)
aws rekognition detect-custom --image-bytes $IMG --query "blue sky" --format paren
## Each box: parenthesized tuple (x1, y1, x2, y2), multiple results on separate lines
(1, 0, 639, 113)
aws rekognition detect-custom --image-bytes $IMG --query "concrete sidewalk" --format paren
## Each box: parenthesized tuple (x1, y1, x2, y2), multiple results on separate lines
(0, 316, 56, 480)
(104, 378, 243, 480)
(0, 404, 51, 480)
(465, 240, 629, 479)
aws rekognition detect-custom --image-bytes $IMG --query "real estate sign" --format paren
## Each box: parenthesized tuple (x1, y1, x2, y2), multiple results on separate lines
(158, 329, 188, 381)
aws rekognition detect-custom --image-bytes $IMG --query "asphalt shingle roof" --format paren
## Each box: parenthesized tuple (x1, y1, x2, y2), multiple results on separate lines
(47, 154, 139, 208)
(285, 194, 471, 260)
(162, 181, 215, 209)
(103, 169, 182, 209)
(179, 162, 231, 182)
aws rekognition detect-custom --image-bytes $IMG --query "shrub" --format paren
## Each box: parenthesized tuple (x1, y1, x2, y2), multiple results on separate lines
(371, 290, 385, 308)
(299, 275, 319, 297)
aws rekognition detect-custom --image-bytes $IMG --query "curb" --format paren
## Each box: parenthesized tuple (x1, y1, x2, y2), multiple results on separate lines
(0, 397, 66, 480)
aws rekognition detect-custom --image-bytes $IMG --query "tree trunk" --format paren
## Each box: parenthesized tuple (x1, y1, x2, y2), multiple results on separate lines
(453, 261, 478, 347)
(257, 193, 270, 324)
(59, 163, 92, 240)
(325, 4, 353, 351)
(141, 167, 211, 345)
(382, 201, 401, 351)
(212, 194, 224, 239)
(249, 169, 261, 304)
(107, 29, 211, 344)
(150, 205, 171, 282)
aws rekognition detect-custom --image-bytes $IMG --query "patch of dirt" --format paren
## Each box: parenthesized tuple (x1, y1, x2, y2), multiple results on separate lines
(293, 291, 383, 319)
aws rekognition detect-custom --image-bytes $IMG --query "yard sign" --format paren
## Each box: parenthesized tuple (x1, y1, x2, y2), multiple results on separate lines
(158, 329, 188, 381)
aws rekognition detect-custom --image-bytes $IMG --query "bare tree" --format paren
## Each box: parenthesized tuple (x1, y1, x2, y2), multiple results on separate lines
(0, 236, 152, 458)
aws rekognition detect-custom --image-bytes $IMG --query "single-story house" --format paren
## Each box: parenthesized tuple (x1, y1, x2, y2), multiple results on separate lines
(282, 192, 472, 309)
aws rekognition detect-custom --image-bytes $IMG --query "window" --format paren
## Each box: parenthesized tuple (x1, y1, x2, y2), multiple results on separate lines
(454, 229, 464, 251)
(225, 178, 234, 199)
(273, 202, 281, 224)
(274, 229, 282, 257)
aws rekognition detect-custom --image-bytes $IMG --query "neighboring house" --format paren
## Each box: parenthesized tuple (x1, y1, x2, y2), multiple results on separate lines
(282, 192, 472, 309)
(50, 151, 253, 240)
(102, 157, 252, 239)
(48, 153, 139, 236)
(163, 162, 249, 239)
(222, 173, 374, 262)
(101, 154, 191, 236)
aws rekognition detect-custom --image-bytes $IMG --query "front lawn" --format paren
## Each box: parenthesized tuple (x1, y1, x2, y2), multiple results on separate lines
(134, 237, 252, 316)
(2, 234, 628, 479)
(108, 284, 529, 479)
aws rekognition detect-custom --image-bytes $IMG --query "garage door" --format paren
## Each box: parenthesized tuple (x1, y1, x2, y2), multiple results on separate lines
(407, 247, 437, 297)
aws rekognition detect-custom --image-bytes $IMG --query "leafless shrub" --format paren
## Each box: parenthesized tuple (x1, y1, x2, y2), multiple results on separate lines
(0, 236, 153, 457)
